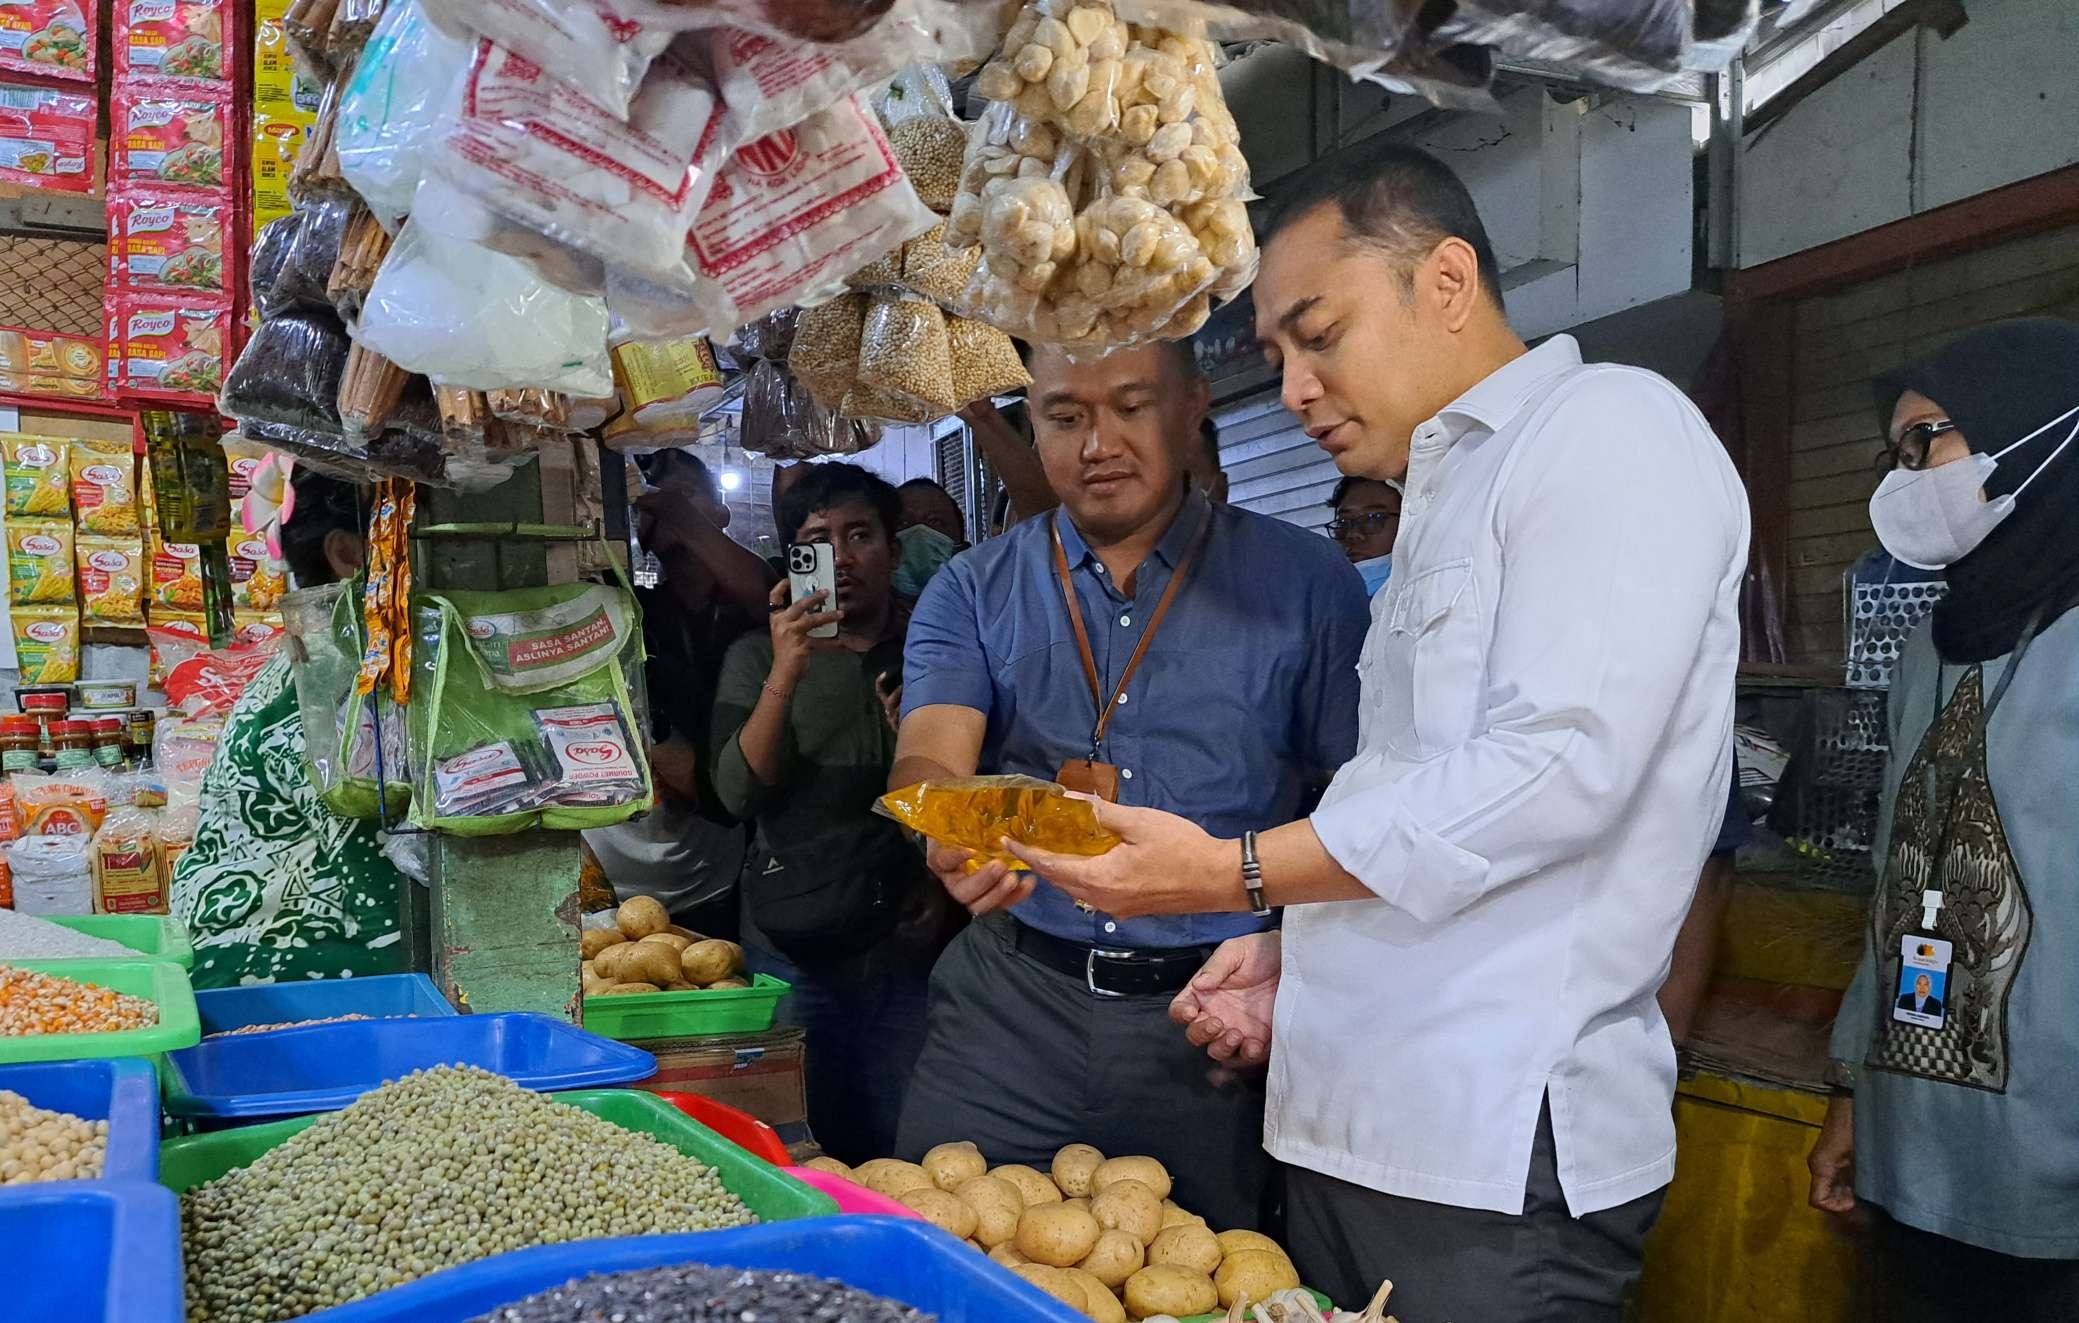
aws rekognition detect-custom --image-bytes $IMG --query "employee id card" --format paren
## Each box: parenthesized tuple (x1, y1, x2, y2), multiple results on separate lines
(1894, 933, 1954, 1030)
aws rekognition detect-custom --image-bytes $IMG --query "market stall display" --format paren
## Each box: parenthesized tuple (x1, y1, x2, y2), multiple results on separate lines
(0, 1057, 161, 1184)
(0, 963, 158, 1035)
(0, 1076, 110, 1182)
(0, 958, 199, 1065)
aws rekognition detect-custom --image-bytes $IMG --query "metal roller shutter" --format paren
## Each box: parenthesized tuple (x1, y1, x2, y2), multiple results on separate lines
(1213, 390, 1340, 536)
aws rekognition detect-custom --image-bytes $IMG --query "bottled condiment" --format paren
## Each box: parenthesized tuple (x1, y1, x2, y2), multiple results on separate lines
(126, 710, 156, 765)
(20, 689, 67, 762)
(0, 716, 40, 774)
(90, 718, 125, 769)
(50, 720, 95, 772)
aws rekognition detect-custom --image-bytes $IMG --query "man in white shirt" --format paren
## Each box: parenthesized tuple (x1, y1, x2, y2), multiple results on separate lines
(1006, 145, 1749, 1320)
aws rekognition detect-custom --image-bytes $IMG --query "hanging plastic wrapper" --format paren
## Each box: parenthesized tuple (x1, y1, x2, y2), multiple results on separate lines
(605, 94, 935, 343)
(857, 293, 958, 418)
(725, 307, 797, 364)
(877, 775, 1119, 872)
(220, 310, 352, 434)
(1427, 0, 1695, 90)
(788, 293, 868, 409)
(355, 182, 614, 397)
(432, 40, 728, 282)
(335, 0, 474, 228)
(255, 199, 354, 320)
(741, 358, 832, 459)
(420, 0, 674, 121)
(357, 478, 414, 707)
(407, 582, 653, 835)
(284, 578, 414, 820)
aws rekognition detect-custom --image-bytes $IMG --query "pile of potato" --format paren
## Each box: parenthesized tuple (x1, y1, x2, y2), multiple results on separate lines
(580, 897, 749, 997)
(809, 1142, 1304, 1321)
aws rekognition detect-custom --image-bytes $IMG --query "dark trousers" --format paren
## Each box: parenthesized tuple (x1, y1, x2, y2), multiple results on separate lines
(1871, 1212, 2079, 1323)
(747, 943, 930, 1168)
(893, 915, 1270, 1231)
(1285, 1101, 1664, 1323)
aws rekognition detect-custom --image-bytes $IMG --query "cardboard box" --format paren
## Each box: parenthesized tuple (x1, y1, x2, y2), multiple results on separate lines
(632, 1025, 807, 1131)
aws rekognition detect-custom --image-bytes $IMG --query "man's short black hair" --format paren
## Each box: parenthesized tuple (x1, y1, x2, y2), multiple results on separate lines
(637, 448, 718, 497)
(898, 476, 952, 498)
(776, 462, 902, 547)
(1198, 418, 1220, 470)
(280, 469, 361, 587)
(1266, 142, 1505, 309)
(1019, 337, 1201, 385)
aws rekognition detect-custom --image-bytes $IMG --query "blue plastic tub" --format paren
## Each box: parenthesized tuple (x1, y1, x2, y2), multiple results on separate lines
(0, 1058, 160, 1183)
(162, 1011, 657, 1119)
(0, 1181, 184, 1321)
(289, 1216, 1084, 1323)
(191, 972, 456, 1037)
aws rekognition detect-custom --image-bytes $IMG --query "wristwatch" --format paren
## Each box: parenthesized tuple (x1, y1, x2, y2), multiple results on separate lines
(1241, 831, 1271, 917)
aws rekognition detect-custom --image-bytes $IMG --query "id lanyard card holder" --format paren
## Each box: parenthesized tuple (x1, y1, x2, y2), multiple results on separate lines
(1894, 888, 1954, 1030)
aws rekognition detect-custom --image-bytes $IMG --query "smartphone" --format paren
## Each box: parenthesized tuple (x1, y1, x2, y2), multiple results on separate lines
(787, 542, 839, 639)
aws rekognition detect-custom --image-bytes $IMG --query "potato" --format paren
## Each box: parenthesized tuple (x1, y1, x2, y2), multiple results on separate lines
(640, 932, 694, 952)
(1214, 1249, 1298, 1309)
(1078, 1228, 1145, 1289)
(1053, 1142, 1106, 1197)
(1123, 1265, 1217, 1319)
(580, 928, 622, 960)
(1016, 1202, 1102, 1267)
(989, 1241, 1030, 1268)
(993, 1163, 1065, 1207)
(664, 980, 698, 991)
(925, 1140, 988, 1191)
(1148, 1224, 1221, 1275)
(592, 982, 660, 995)
(1064, 1267, 1129, 1323)
(667, 924, 705, 941)
(804, 1156, 853, 1179)
(856, 1159, 934, 1199)
(1213, 1230, 1286, 1260)
(621, 941, 685, 988)
(616, 895, 670, 939)
(708, 977, 751, 989)
(591, 942, 642, 981)
(901, 1186, 980, 1240)
(1064, 1197, 1091, 1213)
(1159, 1200, 1204, 1230)
(1092, 1156, 1172, 1202)
(957, 1175, 1024, 1248)
(1091, 1178, 1163, 1246)
(1013, 1264, 1089, 1310)
(682, 939, 745, 986)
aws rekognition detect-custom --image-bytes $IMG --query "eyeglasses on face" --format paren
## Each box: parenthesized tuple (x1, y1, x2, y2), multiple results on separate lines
(1328, 511, 1398, 540)
(1876, 418, 1958, 473)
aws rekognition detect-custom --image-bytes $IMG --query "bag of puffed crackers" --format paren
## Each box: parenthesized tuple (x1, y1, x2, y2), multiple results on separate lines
(12, 606, 80, 682)
(2, 433, 71, 518)
(68, 437, 140, 535)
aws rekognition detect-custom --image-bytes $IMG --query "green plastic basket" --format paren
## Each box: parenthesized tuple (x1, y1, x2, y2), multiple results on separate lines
(581, 973, 789, 1042)
(45, 915, 195, 970)
(0, 958, 200, 1065)
(159, 1086, 838, 1226)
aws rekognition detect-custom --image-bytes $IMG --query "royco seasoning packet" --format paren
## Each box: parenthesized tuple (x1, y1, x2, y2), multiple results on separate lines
(69, 436, 140, 535)
(0, 0, 94, 81)
(116, 297, 229, 401)
(12, 605, 78, 682)
(111, 193, 229, 295)
(8, 518, 74, 604)
(1, 432, 70, 517)
(112, 87, 231, 191)
(113, 0, 229, 85)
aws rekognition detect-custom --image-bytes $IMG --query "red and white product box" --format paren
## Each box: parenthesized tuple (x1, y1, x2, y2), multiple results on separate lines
(438, 40, 725, 278)
(0, 82, 94, 192)
(109, 193, 231, 296)
(113, 296, 231, 403)
(111, 87, 234, 194)
(0, 0, 93, 82)
(113, 0, 231, 85)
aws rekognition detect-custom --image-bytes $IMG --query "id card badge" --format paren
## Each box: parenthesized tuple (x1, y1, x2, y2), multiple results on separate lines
(1894, 932, 1954, 1030)
(1056, 758, 1120, 803)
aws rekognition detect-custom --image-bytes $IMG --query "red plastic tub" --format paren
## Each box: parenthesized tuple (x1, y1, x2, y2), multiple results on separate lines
(652, 1091, 792, 1167)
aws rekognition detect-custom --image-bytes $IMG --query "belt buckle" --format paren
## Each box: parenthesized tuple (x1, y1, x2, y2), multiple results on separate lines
(1085, 946, 1134, 999)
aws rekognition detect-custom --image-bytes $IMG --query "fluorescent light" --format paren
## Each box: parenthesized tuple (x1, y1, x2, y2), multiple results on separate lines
(718, 469, 744, 492)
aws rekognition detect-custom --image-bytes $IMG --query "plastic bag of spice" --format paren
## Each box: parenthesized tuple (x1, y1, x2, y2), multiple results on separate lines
(264, 199, 354, 317)
(787, 294, 868, 409)
(857, 293, 957, 417)
(220, 310, 351, 433)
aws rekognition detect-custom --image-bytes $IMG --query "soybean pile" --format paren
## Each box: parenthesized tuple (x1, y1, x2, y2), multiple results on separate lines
(180, 1065, 757, 1323)
(468, 1264, 937, 1323)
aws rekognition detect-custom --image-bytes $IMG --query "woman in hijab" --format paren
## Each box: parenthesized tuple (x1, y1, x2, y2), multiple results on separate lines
(1808, 318, 2079, 1319)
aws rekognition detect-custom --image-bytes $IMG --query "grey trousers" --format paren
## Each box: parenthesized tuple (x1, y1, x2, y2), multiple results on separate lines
(1285, 1102, 1664, 1323)
(893, 915, 1270, 1230)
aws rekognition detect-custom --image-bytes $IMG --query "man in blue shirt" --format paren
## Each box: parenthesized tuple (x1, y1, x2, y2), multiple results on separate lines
(891, 340, 1369, 1227)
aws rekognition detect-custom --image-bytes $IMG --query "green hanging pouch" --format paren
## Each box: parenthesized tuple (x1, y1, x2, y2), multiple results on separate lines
(283, 576, 413, 820)
(407, 580, 652, 836)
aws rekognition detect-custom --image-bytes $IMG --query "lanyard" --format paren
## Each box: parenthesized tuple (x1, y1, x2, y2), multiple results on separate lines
(1049, 516, 1209, 761)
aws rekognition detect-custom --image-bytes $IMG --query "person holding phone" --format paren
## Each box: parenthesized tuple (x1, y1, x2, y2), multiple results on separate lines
(709, 462, 955, 1164)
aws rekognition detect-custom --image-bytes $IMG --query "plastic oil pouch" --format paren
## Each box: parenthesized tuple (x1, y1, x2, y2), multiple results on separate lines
(876, 773, 1119, 871)
(283, 577, 413, 819)
(408, 580, 651, 835)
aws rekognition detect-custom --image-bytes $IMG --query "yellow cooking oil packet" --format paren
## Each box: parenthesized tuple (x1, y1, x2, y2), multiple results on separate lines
(8, 517, 76, 605)
(69, 437, 141, 535)
(12, 605, 80, 682)
(77, 535, 146, 625)
(2, 433, 72, 518)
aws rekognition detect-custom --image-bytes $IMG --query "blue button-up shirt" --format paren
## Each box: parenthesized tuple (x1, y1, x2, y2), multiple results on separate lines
(902, 490, 1370, 948)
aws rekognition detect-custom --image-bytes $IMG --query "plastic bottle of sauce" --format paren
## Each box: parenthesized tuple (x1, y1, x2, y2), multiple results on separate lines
(0, 715, 40, 775)
(90, 718, 125, 770)
(51, 720, 96, 772)
(126, 710, 156, 766)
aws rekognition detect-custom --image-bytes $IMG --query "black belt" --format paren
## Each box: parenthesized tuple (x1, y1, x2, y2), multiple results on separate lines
(1011, 921, 1217, 999)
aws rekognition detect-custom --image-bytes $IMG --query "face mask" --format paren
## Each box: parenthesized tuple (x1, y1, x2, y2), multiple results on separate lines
(894, 524, 959, 598)
(1869, 404, 2079, 570)
(1354, 553, 1393, 597)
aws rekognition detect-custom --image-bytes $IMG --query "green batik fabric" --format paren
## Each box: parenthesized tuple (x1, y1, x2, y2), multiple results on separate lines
(169, 654, 409, 988)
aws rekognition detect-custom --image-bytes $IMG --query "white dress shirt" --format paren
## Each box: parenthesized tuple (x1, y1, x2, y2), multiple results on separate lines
(1267, 335, 1749, 1217)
